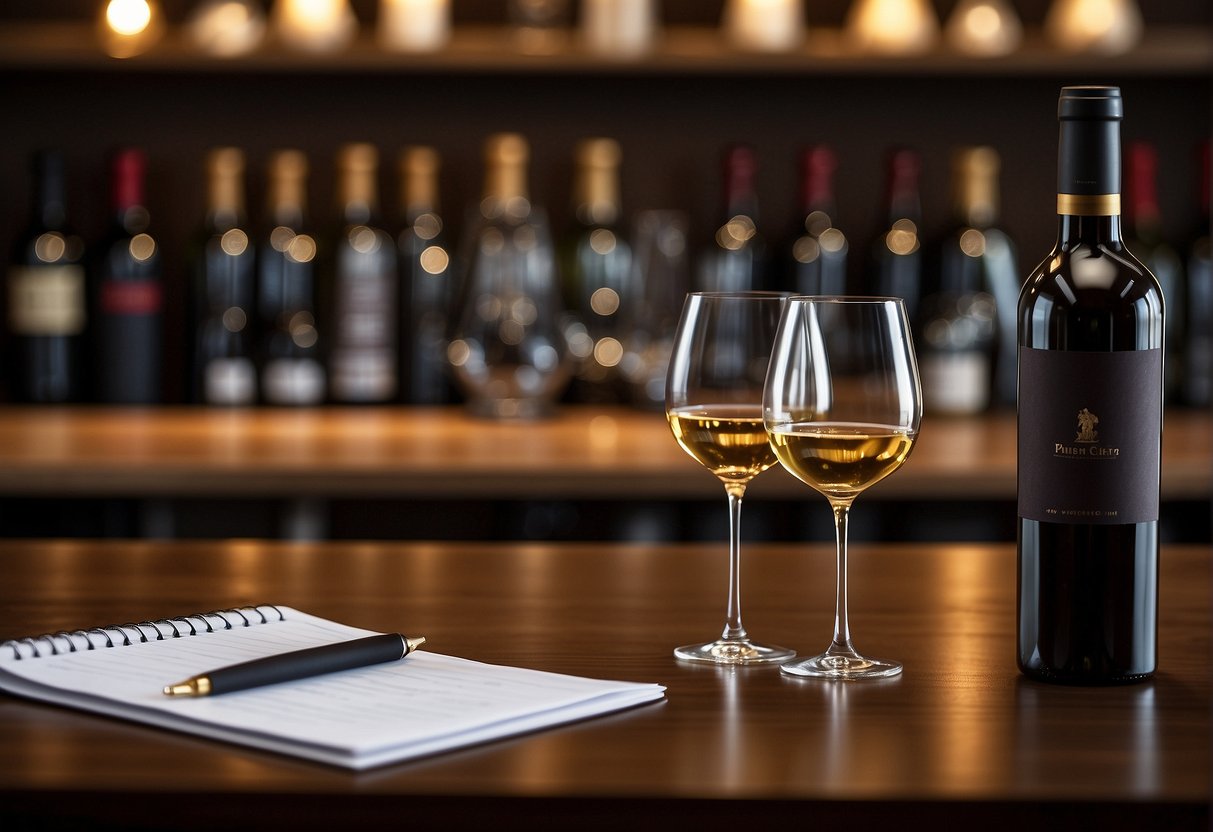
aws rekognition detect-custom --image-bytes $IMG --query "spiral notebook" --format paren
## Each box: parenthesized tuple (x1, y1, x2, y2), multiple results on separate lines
(0, 605, 665, 770)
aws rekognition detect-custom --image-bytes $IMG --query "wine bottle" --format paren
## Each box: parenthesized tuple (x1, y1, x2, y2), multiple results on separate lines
(1125, 140, 1185, 402)
(1017, 86, 1162, 684)
(1182, 141, 1211, 407)
(698, 144, 766, 293)
(787, 145, 848, 296)
(94, 148, 163, 404)
(327, 143, 398, 404)
(560, 137, 633, 403)
(191, 148, 257, 406)
(258, 150, 325, 406)
(917, 147, 1011, 415)
(448, 133, 569, 419)
(867, 148, 924, 323)
(8, 150, 86, 403)
(397, 146, 454, 405)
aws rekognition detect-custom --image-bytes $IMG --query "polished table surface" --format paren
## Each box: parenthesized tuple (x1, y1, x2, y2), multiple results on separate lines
(0, 405, 1207, 499)
(0, 539, 1207, 830)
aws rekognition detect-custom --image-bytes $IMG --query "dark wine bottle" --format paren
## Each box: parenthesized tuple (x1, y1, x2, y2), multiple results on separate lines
(560, 137, 632, 403)
(258, 150, 325, 406)
(697, 144, 766, 292)
(1125, 140, 1185, 401)
(327, 143, 398, 404)
(397, 146, 454, 405)
(8, 150, 86, 403)
(1017, 86, 1162, 684)
(787, 145, 848, 296)
(94, 148, 163, 404)
(1182, 141, 1211, 407)
(918, 147, 1010, 415)
(867, 148, 924, 323)
(191, 147, 257, 406)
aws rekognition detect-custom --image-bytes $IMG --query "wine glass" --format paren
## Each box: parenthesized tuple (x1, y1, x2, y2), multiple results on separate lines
(763, 297, 922, 679)
(665, 291, 796, 664)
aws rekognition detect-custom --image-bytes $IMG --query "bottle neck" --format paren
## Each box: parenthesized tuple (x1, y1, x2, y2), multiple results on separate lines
(1056, 213, 1124, 247)
(339, 168, 378, 226)
(574, 164, 620, 227)
(33, 154, 68, 230)
(884, 152, 921, 226)
(722, 146, 758, 221)
(207, 174, 244, 231)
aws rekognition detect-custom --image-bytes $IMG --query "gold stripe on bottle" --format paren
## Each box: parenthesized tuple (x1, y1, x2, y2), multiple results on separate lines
(1056, 193, 1121, 216)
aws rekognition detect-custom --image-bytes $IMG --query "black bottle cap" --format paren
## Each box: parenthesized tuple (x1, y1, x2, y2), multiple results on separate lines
(1056, 86, 1123, 202)
(1058, 86, 1123, 121)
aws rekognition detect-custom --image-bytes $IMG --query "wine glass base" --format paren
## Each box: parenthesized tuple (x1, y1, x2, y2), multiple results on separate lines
(780, 652, 902, 680)
(674, 639, 796, 665)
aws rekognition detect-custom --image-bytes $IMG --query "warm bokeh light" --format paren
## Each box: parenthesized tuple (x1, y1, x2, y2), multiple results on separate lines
(273, 0, 358, 53)
(723, 0, 805, 53)
(187, 0, 267, 58)
(378, 0, 451, 53)
(100, 0, 164, 58)
(945, 0, 1022, 57)
(106, 0, 151, 36)
(1045, 0, 1143, 55)
(846, 0, 940, 56)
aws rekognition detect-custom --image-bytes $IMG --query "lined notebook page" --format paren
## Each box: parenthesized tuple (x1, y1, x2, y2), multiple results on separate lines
(0, 607, 666, 769)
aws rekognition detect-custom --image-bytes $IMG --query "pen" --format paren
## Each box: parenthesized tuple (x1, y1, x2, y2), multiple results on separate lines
(163, 633, 426, 697)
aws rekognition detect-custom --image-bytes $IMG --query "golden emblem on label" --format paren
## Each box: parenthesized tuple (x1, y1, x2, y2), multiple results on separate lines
(1075, 408, 1099, 443)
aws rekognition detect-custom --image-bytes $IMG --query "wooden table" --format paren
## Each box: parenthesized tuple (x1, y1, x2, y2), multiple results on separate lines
(0, 540, 1207, 830)
(0, 405, 1207, 500)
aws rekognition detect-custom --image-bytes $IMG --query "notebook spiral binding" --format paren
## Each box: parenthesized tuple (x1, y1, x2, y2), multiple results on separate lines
(2, 605, 285, 661)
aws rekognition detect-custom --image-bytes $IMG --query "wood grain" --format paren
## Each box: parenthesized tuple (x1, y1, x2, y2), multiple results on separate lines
(0, 406, 1206, 500)
(0, 540, 1206, 830)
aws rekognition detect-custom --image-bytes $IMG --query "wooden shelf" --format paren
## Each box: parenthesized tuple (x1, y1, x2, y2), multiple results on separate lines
(0, 405, 1205, 500)
(0, 23, 1208, 76)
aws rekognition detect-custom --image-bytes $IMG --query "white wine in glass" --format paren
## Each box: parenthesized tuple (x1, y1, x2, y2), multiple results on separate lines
(666, 292, 795, 665)
(764, 296, 922, 679)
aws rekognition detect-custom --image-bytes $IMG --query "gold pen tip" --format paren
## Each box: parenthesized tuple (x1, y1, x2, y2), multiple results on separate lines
(164, 682, 195, 697)
(406, 636, 427, 653)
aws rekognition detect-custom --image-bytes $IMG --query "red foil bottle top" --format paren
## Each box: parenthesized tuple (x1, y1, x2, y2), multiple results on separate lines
(112, 148, 146, 211)
(722, 144, 758, 204)
(887, 148, 921, 194)
(1126, 140, 1159, 223)
(800, 145, 837, 211)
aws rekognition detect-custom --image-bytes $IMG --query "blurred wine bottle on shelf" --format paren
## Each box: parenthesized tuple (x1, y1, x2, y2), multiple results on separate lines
(918, 148, 1006, 415)
(1183, 140, 1211, 408)
(560, 138, 633, 403)
(867, 148, 924, 323)
(1125, 141, 1185, 402)
(397, 146, 454, 405)
(191, 147, 257, 406)
(448, 133, 569, 419)
(258, 150, 324, 406)
(786, 145, 848, 295)
(620, 209, 689, 409)
(698, 144, 766, 292)
(327, 143, 398, 404)
(7, 151, 86, 403)
(94, 148, 162, 405)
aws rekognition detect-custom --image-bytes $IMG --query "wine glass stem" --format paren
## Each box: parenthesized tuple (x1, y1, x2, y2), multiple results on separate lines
(829, 499, 857, 656)
(721, 483, 749, 643)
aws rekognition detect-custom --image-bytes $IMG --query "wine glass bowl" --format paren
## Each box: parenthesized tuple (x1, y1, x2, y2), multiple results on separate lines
(665, 292, 795, 665)
(764, 296, 922, 679)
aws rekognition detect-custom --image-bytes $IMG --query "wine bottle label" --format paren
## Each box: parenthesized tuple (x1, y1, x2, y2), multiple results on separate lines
(204, 357, 257, 405)
(1018, 346, 1161, 525)
(100, 280, 162, 316)
(921, 352, 990, 415)
(8, 266, 85, 335)
(330, 351, 395, 402)
(264, 358, 326, 405)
